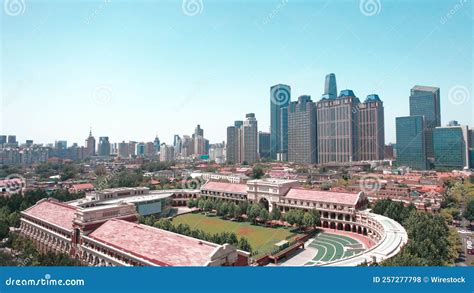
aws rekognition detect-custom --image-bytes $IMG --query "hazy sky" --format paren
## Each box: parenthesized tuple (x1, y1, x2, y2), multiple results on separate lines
(1, 0, 473, 146)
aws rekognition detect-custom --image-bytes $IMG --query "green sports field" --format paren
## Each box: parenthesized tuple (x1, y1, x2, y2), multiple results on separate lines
(172, 213, 300, 257)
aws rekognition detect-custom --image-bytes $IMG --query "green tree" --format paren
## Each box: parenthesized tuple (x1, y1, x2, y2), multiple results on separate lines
(270, 207, 282, 221)
(248, 204, 262, 224)
(259, 209, 270, 224)
(237, 237, 252, 252)
(251, 165, 265, 179)
(0, 220, 9, 239)
(463, 199, 474, 221)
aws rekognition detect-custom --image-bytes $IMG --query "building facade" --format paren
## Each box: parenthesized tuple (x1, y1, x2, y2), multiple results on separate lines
(357, 95, 385, 161)
(433, 125, 469, 170)
(396, 116, 428, 170)
(270, 84, 290, 160)
(287, 95, 317, 164)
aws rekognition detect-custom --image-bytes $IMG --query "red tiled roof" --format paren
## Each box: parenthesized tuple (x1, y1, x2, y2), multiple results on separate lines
(201, 181, 247, 194)
(285, 188, 360, 206)
(71, 183, 94, 190)
(88, 219, 220, 266)
(23, 199, 77, 230)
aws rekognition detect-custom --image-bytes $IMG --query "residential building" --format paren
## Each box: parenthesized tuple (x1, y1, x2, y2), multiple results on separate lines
(287, 95, 317, 164)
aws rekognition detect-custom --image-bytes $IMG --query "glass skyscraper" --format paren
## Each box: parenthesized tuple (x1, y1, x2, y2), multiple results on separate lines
(270, 84, 290, 160)
(323, 73, 337, 99)
(396, 116, 428, 170)
(433, 125, 469, 170)
(409, 85, 440, 159)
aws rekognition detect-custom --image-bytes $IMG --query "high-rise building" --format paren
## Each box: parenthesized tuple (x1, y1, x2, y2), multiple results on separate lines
(98, 137, 111, 156)
(317, 90, 360, 164)
(85, 129, 96, 157)
(173, 135, 182, 155)
(192, 125, 206, 156)
(7, 135, 16, 144)
(270, 84, 291, 160)
(181, 135, 193, 157)
(226, 123, 240, 164)
(396, 116, 427, 170)
(258, 131, 271, 159)
(118, 141, 129, 158)
(323, 73, 337, 99)
(136, 142, 145, 157)
(409, 85, 441, 160)
(241, 113, 258, 164)
(358, 94, 385, 161)
(433, 125, 469, 170)
(153, 136, 161, 153)
(128, 141, 137, 157)
(160, 144, 174, 162)
(287, 95, 317, 164)
(25, 140, 34, 147)
(0, 135, 7, 146)
(145, 142, 155, 157)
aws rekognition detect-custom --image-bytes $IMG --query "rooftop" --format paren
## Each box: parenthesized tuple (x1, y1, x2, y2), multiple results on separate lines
(201, 181, 247, 194)
(285, 189, 360, 206)
(22, 199, 77, 230)
(88, 219, 221, 266)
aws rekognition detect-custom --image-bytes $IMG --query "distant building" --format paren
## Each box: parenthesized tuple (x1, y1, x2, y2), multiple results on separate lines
(98, 137, 111, 156)
(409, 85, 441, 160)
(153, 136, 161, 153)
(323, 73, 337, 99)
(85, 129, 96, 157)
(270, 84, 290, 160)
(160, 144, 174, 162)
(287, 95, 317, 164)
(433, 125, 469, 170)
(118, 141, 129, 158)
(384, 144, 394, 159)
(358, 94, 385, 161)
(136, 142, 145, 157)
(396, 116, 428, 170)
(0, 135, 6, 146)
(258, 131, 271, 159)
(241, 113, 258, 164)
(317, 89, 360, 164)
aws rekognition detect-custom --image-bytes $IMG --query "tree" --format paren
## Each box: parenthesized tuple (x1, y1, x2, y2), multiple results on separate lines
(302, 212, 317, 230)
(251, 165, 265, 179)
(203, 200, 213, 212)
(0, 220, 9, 239)
(259, 209, 270, 224)
(153, 219, 172, 231)
(237, 237, 252, 252)
(463, 200, 474, 221)
(270, 207, 282, 221)
(248, 204, 262, 224)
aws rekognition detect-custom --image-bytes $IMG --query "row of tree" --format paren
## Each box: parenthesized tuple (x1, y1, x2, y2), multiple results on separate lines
(145, 218, 252, 252)
(187, 197, 320, 230)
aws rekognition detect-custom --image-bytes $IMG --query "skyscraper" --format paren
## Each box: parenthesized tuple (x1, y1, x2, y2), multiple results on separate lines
(317, 90, 360, 164)
(433, 125, 469, 170)
(226, 121, 242, 164)
(288, 95, 317, 164)
(270, 84, 290, 160)
(0, 135, 6, 147)
(409, 85, 441, 160)
(85, 129, 96, 157)
(396, 116, 427, 170)
(358, 94, 385, 161)
(98, 137, 111, 156)
(323, 73, 337, 99)
(241, 113, 258, 164)
(153, 135, 161, 153)
(258, 131, 271, 159)
(173, 135, 182, 155)
(160, 144, 174, 162)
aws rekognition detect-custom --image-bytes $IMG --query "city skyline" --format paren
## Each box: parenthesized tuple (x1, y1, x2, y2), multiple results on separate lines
(1, 1, 472, 145)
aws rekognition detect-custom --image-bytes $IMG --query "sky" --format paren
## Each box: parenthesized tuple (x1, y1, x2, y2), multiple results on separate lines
(1, 0, 473, 146)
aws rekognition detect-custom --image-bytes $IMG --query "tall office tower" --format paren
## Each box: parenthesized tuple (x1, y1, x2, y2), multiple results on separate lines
(85, 129, 96, 157)
(469, 129, 474, 169)
(128, 141, 137, 157)
(287, 95, 317, 164)
(0, 135, 6, 146)
(7, 135, 16, 144)
(317, 90, 360, 164)
(433, 124, 469, 170)
(358, 94, 385, 161)
(193, 135, 205, 156)
(270, 84, 291, 160)
(54, 140, 68, 158)
(409, 85, 441, 160)
(160, 144, 174, 162)
(25, 140, 34, 147)
(181, 135, 193, 157)
(258, 131, 271, 159)
(323, 73, 337, 99)
(118, 141, 129, 158)
(136, 142, 145, 157)
(396, 116, 428, 170)
(241, 113, 258, 164)
(194, 124, 204, 138)
(209, 143, 225, 164)
(145, 142, 155, 157)
(234, 121, 243, 163)
(204, 139, 210, 155)
(153, 135, 161, 153)
(226, 121, 243, 164)
(98, 136, 111, 156)
(173, 135, 182, 155)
